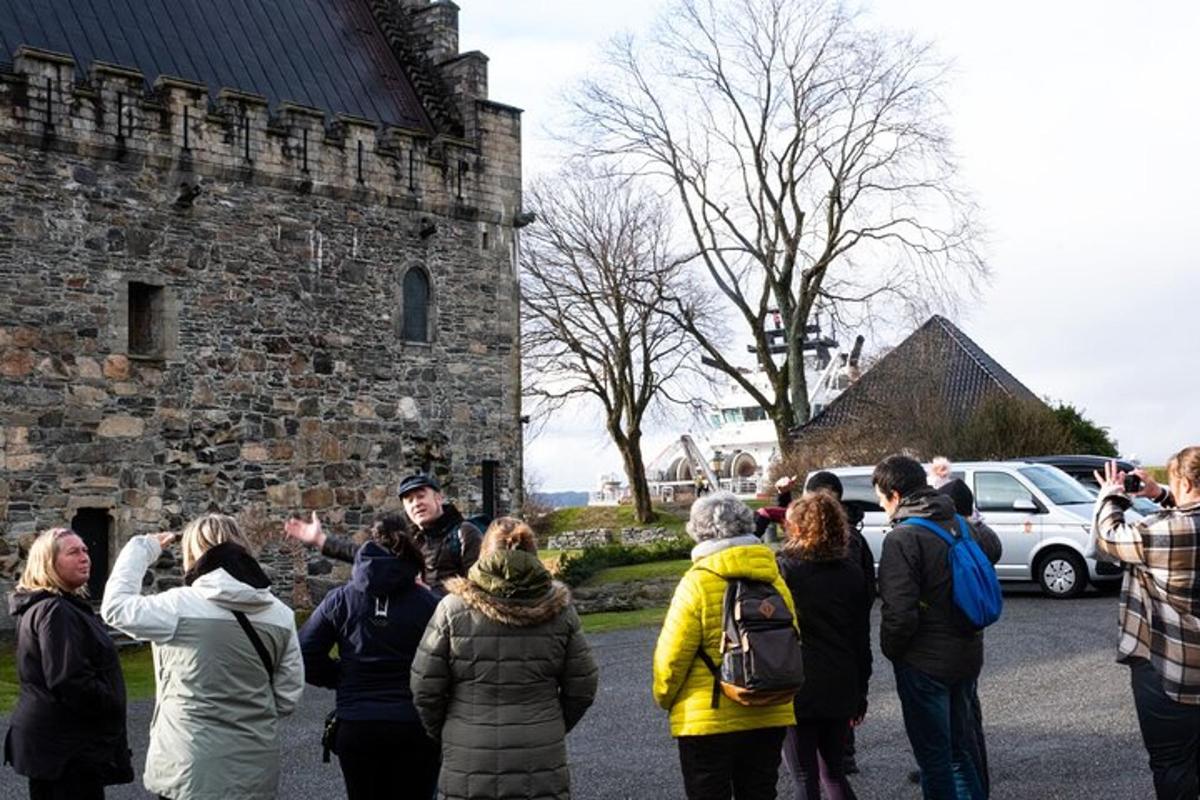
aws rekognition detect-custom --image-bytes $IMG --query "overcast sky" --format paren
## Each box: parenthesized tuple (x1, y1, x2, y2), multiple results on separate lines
(459, 1, 1199, 492)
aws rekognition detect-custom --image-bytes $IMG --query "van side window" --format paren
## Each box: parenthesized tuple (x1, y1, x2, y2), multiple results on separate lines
(974, 472, 1036, 512)
(839, 475, 884, 513)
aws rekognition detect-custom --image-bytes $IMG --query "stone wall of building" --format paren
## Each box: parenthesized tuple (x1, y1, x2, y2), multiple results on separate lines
(0, 17, 524, 625)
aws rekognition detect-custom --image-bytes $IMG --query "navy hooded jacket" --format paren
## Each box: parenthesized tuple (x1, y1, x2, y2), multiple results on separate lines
(299, 541, 440, 722)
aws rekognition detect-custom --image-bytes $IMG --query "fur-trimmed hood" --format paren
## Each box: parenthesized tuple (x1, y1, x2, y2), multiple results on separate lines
(444, 550, 572, 627)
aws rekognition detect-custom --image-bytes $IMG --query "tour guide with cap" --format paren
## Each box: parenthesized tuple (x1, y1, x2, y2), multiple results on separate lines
(285, 474, 483, 594)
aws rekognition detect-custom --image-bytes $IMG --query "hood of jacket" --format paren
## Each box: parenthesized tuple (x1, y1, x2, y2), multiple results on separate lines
(446, 550, 571, 627)
(892, 488, 957, 525)
(8, 588, 89, 617)
(183, 542, 276, 613)
(692, 540, 781, 582)
(351, 540, 420, 597)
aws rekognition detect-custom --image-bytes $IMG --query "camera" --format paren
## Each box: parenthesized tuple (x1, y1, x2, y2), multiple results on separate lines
(1123, 474, 1144, 494)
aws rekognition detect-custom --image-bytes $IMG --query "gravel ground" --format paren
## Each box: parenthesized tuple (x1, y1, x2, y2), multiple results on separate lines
(0, 584, 1153, 799)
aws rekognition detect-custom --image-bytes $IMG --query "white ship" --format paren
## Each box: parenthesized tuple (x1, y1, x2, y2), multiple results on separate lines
(591, 319, 864, 504)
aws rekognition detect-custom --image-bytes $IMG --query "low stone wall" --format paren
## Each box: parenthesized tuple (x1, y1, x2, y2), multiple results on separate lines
(547, 529, 615, 550)
(617, 527, 684, 547)
(571, 577, 679, 614)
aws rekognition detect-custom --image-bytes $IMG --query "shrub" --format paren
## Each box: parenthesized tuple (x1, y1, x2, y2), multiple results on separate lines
(557, 539, 693, 587)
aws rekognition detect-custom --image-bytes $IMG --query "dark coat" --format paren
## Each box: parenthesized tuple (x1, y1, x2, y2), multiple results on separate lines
(4, 590, 133, 784)
(776, 553, 871, 720)
(299, 541, 439, 722)
(411, 550, 599, 800)
(321, 503, 482, 594)
(877, 490, 1003, 680)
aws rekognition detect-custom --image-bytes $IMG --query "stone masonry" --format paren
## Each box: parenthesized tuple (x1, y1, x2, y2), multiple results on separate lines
(0, 1, 525, 625)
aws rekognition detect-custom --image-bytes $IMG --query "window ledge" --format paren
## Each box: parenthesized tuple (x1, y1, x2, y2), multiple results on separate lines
(126, 352, 167, 363)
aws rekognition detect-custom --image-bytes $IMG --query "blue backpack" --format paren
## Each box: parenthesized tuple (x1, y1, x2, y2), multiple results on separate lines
(904, 515, 1003, 629)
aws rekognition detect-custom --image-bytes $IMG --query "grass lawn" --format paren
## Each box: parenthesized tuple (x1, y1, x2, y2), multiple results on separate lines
(580, 606, 667, 634)
(582, 559, 691, 586)
(543, 505, 689, 538)
(0, 643, 157, 714)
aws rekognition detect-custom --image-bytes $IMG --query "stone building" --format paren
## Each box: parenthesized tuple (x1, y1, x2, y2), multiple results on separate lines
(0, 0, 525, 621)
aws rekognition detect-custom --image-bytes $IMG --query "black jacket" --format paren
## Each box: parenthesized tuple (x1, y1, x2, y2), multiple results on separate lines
(321, 503, 482, 593)
(299, 541, 439, 722)
(4, 591, 133, 783)
(877, 490, 1003, 680)
(777, 553, 872, 719)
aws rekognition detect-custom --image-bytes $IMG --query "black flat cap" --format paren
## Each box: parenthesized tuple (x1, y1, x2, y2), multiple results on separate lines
(398, 474, 441, 498)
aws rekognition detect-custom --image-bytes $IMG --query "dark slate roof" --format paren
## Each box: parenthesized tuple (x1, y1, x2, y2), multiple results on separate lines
(0, 0, 432, 131)
(797, 315, 1042, 434)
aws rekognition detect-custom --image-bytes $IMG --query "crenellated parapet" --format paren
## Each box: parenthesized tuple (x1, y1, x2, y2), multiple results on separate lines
(0, 41, 522, 226)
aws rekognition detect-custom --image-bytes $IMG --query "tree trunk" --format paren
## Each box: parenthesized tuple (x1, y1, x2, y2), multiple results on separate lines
(614, 428, 655, 524)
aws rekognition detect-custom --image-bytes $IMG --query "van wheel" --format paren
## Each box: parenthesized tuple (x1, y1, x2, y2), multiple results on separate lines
(1036, 549, 1088, 599)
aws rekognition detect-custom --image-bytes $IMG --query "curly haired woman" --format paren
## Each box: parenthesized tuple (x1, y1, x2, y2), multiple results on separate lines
(777, 491, 872, 800)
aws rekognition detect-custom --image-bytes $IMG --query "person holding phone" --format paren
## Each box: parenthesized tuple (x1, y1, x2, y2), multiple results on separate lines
(1092, 448, 1200, 799)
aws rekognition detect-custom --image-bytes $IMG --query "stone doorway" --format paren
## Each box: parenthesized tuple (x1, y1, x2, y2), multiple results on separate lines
(71, 508, 111, 601)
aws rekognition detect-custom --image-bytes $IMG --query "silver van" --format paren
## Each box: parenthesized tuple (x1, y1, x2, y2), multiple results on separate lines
(810, 462, 1123, 598)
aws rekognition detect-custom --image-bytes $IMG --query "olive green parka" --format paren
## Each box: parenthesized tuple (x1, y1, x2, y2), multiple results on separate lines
(411, 550, 598, 800)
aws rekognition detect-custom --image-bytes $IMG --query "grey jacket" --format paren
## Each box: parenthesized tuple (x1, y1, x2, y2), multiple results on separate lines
(101, 536, 304, 800)
(877, 490, 1002, 680)
(411, 550, 598, 800)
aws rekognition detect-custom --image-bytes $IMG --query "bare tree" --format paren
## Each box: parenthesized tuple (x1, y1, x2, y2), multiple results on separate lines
(521, 165, 708, 522)
(571, 0, 986, 453)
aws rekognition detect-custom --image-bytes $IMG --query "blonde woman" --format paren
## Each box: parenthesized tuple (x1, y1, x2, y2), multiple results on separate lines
(411, 517, 598, 800)
(101, 515, 304, 800)
(5, 528, 133, 799)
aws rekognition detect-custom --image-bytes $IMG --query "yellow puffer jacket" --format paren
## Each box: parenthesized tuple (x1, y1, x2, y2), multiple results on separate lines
(652, 540, 798, 737)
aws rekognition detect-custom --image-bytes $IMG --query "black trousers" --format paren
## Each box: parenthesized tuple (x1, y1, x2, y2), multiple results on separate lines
(1130, 658, 1200, 800)
(335, 718, 440, 800)
(29, 772, 104, 800)
(677, 727, 787, 800)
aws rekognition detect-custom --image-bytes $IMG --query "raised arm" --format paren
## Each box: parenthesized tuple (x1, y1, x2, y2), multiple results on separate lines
(100, 534, 180, 643)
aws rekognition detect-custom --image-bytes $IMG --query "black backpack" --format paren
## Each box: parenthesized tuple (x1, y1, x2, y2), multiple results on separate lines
(696, 575, 806, 707)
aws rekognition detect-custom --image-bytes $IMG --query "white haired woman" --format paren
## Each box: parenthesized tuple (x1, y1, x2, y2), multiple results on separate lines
(5, 528, 133, 799)
(101, 514, 304, 800)
(652, 492, 799, 799)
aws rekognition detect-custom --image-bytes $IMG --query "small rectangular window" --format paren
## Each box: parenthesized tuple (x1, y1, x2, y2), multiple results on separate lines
(481, 229, 490, 250)
(482, 460, 499, 519)
(128, 282, 164, 357)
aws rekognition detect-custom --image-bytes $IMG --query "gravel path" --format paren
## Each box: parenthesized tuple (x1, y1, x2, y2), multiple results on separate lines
(0, 584, 1153, 799)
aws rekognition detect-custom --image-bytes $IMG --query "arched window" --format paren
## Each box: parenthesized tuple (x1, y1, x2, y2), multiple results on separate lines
(402, 268, 430, 342)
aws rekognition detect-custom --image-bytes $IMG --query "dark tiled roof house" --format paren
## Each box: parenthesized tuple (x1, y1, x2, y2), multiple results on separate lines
(795, 315, 1044, 439)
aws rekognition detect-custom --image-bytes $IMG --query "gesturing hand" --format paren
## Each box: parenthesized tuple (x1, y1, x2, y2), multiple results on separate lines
(1093, 460, 1125, 495)
(153, 531, 177, 549)
(284, 512, 326, 549)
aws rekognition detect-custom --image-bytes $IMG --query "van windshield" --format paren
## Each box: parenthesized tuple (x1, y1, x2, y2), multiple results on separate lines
(1018, 466, 1095, 505)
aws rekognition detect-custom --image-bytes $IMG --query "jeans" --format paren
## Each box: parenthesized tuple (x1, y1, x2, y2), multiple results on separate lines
(894, 664, 986, 800)
(677, 727, 787, 800)
(782, 719, 857, 800)
(1130, 657, 1200, 800)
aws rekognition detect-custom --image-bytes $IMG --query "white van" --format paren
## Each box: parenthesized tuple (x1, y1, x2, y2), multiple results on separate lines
(809, 462, 1123, 598)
